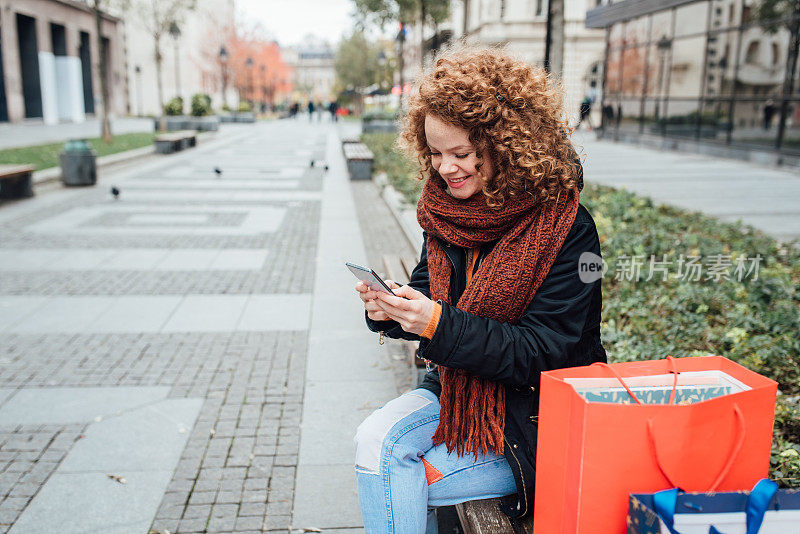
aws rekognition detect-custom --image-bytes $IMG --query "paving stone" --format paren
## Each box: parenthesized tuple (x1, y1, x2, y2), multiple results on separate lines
(0, 123, 383, 531)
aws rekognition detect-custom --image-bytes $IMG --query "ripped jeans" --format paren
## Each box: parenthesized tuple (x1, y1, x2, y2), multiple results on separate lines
(353, 388, 517, 533)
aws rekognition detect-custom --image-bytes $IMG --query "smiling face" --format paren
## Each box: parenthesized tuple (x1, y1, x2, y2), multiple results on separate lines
(424, 114, 494, 200)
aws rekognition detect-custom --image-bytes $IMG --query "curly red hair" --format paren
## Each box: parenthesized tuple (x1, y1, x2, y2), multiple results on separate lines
(400, 44, 580, 209)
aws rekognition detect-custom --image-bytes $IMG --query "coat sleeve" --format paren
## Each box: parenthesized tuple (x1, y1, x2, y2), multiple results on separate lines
(417, 217, 601, 389)
(364, 234, 431, 341)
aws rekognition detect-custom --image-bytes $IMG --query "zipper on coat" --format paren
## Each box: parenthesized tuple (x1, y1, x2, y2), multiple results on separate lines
(503, 435, 528, 517)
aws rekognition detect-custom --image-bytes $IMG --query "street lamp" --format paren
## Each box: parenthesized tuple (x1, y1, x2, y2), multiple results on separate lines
(260, 64, 266, 113)
(219, 46, 228, 107)
(655, 36, 673, 129)
(169, 21, 182, 99)
(134, 65, 143, 116)
(246, 57, 254, 109)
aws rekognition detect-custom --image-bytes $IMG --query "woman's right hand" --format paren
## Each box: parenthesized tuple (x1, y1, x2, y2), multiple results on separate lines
(356, 280, 398, 321)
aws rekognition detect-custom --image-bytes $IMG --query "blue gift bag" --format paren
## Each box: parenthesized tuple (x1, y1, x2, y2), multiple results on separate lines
(628, 479, 800, 534)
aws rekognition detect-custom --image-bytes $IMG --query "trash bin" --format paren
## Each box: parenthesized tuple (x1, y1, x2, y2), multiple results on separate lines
(60, 139, 97, 186)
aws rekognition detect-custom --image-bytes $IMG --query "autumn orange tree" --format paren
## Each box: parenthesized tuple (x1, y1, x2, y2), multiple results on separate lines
(226, 24, 292, 110)
(195, 20, 292, 111)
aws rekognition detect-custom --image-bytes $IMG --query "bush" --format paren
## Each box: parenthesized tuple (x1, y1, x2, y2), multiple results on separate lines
(362, 132, 800, 487)
(361, 133, 422, 207)
(221, 103, 231, 113)
(237, 101, 252, 113)
(190, 93, 212, 117)
(362, 109, 398, 121)
(164, 96, 183, 116)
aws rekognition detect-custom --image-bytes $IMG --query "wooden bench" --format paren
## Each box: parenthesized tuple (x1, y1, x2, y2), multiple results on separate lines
(0, 164, 35, 199)
(154, 130, 197, 154)
(457, 498, 533, 533)
(343, 142, 374, 181)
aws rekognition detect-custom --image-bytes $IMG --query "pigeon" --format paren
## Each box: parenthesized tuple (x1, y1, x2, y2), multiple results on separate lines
(309, 160, 315, 167)
(324, 164, 329, 171)
(214, 167, 222, 176)
(111, 186, 120, 200)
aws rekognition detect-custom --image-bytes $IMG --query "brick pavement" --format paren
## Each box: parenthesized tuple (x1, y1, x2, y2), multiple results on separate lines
(0, 121, 335, 533)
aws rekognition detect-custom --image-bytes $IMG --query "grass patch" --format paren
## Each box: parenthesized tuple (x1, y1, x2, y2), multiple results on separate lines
(363, 131, 800, 487)
(0, 132, 156, 171)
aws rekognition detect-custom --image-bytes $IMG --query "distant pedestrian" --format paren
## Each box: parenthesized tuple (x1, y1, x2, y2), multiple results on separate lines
(317, 102, 324, 122)
(329, 101, 338, 122)
(763, 100, 776, 131)
(576, 96, 593, 130)
(307, 101, 315, 122)
(602, 104, 614, 126)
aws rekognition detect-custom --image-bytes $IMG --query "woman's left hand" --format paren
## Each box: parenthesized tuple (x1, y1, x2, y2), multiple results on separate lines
(375, 285, 435, 336)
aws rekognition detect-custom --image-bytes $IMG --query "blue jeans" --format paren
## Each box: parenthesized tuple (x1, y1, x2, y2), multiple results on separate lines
(354, 388, 517, 533)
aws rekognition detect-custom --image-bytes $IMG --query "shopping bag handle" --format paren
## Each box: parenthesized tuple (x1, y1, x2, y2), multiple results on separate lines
(652, 478, 778, 534)
(647, 403, 746, 492)
(590, 356, 680, 405)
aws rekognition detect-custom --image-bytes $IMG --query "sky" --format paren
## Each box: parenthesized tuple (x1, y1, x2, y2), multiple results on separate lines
(236, 0, 359, 47)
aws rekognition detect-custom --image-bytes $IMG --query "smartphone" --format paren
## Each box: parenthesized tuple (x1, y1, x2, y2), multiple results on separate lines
(346, 262, 397, 295)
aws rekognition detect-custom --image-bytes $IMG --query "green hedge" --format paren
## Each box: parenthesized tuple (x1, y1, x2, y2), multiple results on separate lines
(361, 132, 800, 487)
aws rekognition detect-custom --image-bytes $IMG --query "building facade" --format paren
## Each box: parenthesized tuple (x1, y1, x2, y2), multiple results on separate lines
(286, 36, 336, 102)
(121, 0, 236, 116)
(587, 0, 800, 157)
(0, 0, 126, 124)
(437, 0, 607, 120)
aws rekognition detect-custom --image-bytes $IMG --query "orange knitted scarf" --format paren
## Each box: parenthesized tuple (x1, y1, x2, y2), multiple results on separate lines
(417, 176, 579, 458)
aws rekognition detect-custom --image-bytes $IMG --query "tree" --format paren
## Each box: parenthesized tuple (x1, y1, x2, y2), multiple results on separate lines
(131, 0, 196, 129)
(335, 31, 387, 113)
(87, 0, 130, 143)
(223, 22, 292, 111)
(353, 0, 450, 102)
(754, 0, 800, 150)
(544, 0, 564, 75)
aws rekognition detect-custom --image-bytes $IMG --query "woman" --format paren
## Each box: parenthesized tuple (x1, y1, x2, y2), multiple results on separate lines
(353, 45, 606, 533)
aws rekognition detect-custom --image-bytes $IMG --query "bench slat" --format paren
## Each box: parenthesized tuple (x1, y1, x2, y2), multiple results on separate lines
(343, 143, 374, 160)
(382, 254, 409, 286)
(400, 255, 418, 282)
(0, 164, 35, 179)
(457, 499, 532, 534)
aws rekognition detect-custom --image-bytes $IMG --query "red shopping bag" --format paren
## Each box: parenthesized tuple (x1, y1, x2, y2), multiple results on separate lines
(532, 356, 777, 534)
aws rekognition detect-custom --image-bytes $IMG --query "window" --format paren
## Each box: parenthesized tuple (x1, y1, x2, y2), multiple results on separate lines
(745, 41, 760, 65)
(771, 43, 780, 65)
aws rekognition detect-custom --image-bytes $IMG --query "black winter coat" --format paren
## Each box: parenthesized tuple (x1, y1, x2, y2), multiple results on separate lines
(366, 203, 606, 519)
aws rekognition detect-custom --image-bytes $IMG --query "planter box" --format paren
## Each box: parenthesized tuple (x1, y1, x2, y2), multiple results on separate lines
(190, 116, 220, 131)
(362, 119, 397, 133)
(154, 116, 192, 131)
(234, 112, 256, 123)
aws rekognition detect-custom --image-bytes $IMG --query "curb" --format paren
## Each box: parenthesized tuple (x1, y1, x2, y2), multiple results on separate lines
(374, 171, 424, 252)
(32, 130, 218, 186)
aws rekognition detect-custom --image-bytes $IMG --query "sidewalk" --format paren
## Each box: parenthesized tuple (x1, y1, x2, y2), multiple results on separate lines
(576, 133, 800, 242)
(0, 119, 394, 533)
(0, 117, 155, 150)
